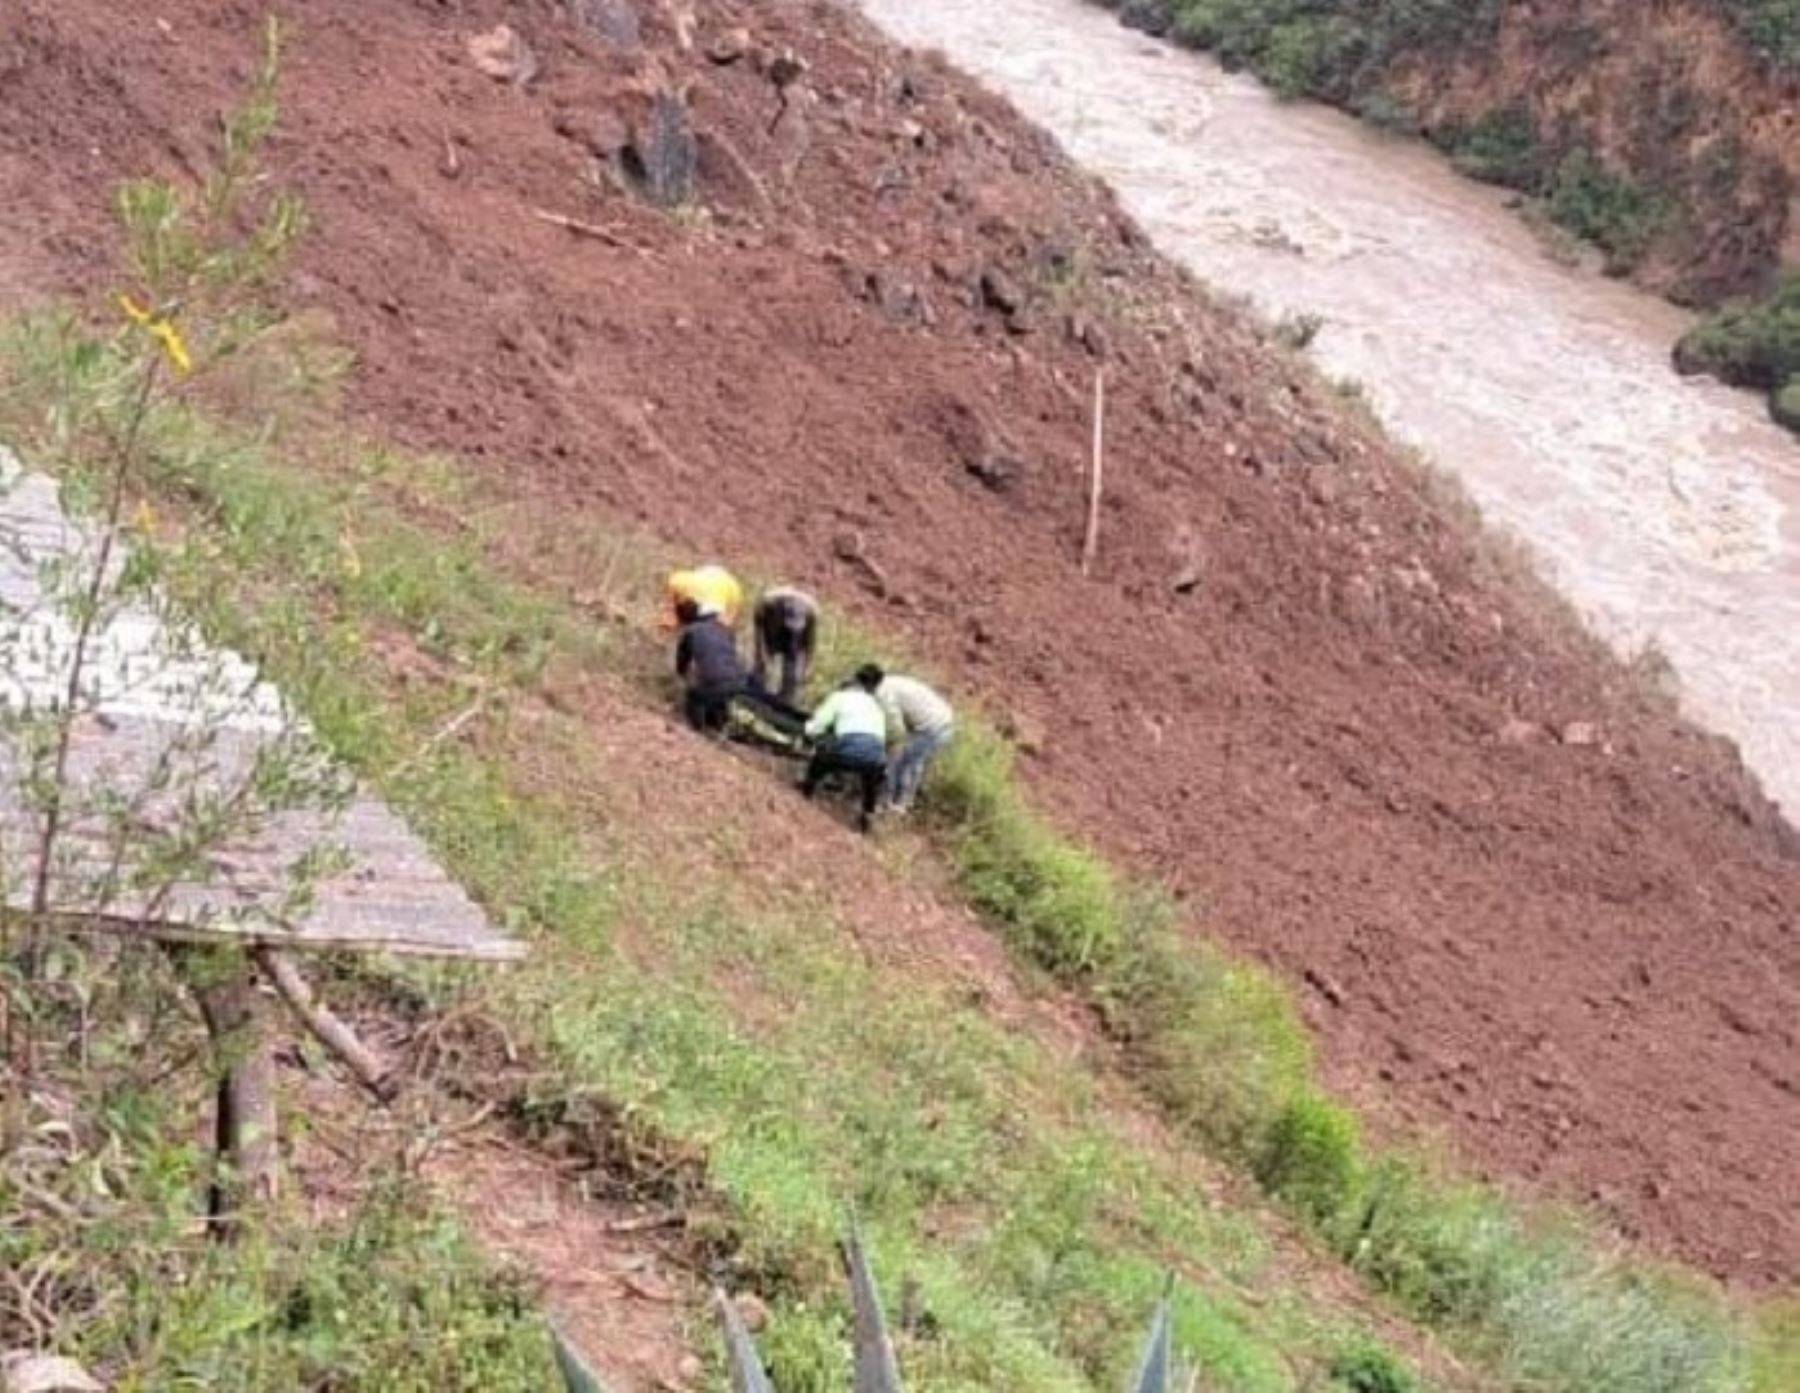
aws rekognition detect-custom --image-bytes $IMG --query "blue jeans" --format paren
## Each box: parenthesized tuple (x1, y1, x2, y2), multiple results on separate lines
(887, 725, 954, 809)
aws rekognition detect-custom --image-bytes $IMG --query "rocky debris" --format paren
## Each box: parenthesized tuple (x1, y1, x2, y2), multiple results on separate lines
(1116, 0, 1175, 37)
(572, 0, 641, 49)
(625, 90, 698, 206)
(1560, 721, 1604, 748)
(978, 265, 1023, 316)
(707, 27, 750, 66)
(860, 270, 934, 328)
(1499, 718, 1544, 746)
(999, 708, 1047, 756)
(766, 48, 808, 93)
(965, 452, 1020, 493)
(587, 108, 632, 161)
(1303, 967, 1346, 1008)
(1066, 311, 1110, 359)
(466, 25, 539, 85)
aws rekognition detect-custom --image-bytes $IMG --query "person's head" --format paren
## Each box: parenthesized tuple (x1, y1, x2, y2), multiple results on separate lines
(674, 598, 701, 626)
(853, 663, 885, 692)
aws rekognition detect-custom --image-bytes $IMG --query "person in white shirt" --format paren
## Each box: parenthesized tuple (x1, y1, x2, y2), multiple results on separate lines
(875, 670, 955, 813)
(801, 665, 889, 832)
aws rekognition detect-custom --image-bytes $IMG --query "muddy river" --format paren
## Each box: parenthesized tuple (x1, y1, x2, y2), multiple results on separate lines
(856, 0, 1800, 817)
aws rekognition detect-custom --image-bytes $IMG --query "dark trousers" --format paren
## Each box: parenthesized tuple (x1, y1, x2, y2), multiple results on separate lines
(801, 740, 887, 828)
(686, 682, 809, 738)
(754, 611, 816, 705)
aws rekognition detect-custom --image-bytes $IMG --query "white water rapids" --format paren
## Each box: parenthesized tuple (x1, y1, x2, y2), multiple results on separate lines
(856, 0, 1800, 816)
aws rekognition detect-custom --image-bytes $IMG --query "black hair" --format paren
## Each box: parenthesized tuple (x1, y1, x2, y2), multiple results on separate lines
(674, 598, 701, 624)
(854, 663, 884, 691)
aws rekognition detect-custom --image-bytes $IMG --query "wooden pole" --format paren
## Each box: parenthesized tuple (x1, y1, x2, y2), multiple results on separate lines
(1082, 369, 1106, 576)
(193, 959, 278, 1236)
(254, 947, 398, 1103)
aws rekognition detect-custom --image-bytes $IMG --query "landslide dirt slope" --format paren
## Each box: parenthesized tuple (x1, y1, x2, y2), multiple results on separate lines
(3, 0, 1797, 1287)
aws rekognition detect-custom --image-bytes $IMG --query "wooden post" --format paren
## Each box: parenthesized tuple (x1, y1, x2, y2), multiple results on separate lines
(1082, 369, 1106, 576)
(193, 959, 278, 1236)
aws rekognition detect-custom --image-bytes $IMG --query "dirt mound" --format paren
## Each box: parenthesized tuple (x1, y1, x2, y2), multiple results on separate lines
(3, 0, 1797, 1286)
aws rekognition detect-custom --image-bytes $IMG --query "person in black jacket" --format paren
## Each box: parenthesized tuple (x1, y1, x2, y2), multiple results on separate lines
(674, 600, 748, 733)
(674, 600, 808, 738)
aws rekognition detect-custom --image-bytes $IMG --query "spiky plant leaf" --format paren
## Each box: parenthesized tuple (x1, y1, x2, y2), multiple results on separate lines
(715, 1287, 776, 1393)
(843, 1220, 906, 1393)
(550, 1323, 610, 1393)
(1131, 1278, 1175, 1393)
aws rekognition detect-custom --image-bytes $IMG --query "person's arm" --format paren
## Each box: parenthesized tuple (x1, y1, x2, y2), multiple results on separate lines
(805, 691, 839, 741)
(675, 628, 693, 680)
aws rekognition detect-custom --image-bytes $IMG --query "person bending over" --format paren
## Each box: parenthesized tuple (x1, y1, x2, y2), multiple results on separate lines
(800, 664, 888, 832)
(674, 598, 750, 733)
(752, 586, 818, 704)
(876, 670, 954, 812)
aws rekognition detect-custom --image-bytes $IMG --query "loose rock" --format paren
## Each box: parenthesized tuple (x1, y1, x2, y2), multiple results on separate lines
(979, 266, 1022, 316)
(626, 90, 698, 206)
(707, 27, 751, 65)
(466, 25, 539, 85)
(572, 0, 641, 48)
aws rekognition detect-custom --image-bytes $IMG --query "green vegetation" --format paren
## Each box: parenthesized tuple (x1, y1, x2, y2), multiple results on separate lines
(0, 936, 557, 1388)
(1163, 1, 1500, 102)
(1437, 106, 1545, 191)
(1542, 151, 1672, 276)
(1676, 272, 1800, 436)
(1725, 0, 1800, 68)
(1330, 1342, 1419, 1393)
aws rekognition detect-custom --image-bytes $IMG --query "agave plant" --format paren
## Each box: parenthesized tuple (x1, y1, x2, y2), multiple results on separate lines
(550, 1228, 1190, 1391)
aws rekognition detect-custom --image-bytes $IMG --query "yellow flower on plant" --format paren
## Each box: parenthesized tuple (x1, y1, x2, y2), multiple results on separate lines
(117, 293, 193, 376)
(131, 500, 158, 536)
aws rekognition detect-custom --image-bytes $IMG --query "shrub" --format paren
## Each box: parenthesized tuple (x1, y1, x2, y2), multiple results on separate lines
(1674, 273, 1800, 389)
(1329, 1342, 1418, 1393)
(1775, 377, 1800, 432)
(1545, 149, 1670, 274)
(1445, 105, 1545, 190)
(1675, 273, 1800, 436)
(1254, 1094, 1364, 1226)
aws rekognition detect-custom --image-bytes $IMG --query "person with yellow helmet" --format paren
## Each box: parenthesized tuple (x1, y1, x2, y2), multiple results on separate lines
(663, 565, 744, 631)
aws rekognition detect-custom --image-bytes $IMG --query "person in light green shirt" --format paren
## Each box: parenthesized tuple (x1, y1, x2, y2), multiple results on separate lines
(800, 665, 889, 832)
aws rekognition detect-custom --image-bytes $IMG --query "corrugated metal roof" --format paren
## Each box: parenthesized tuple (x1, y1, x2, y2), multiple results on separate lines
(0, 454, 521, 962)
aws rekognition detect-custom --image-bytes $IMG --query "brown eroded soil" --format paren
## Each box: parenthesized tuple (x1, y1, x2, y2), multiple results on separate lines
(2, 0, 1798, 1287)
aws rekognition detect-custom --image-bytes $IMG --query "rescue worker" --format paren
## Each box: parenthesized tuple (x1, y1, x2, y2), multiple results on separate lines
(875, 670, 955, 812)
(752, 586, 819, 705)
(800, 664, 889, 833)
(663, 564, 745, 631)
(673, 597, 750, 733)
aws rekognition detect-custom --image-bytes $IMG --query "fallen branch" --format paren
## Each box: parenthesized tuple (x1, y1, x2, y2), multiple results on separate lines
(254, 948, 398, 1103)
(530, 206, 635, 249)
(605, 1208, 688, 1235)
(1082, 368, 1106, 576)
